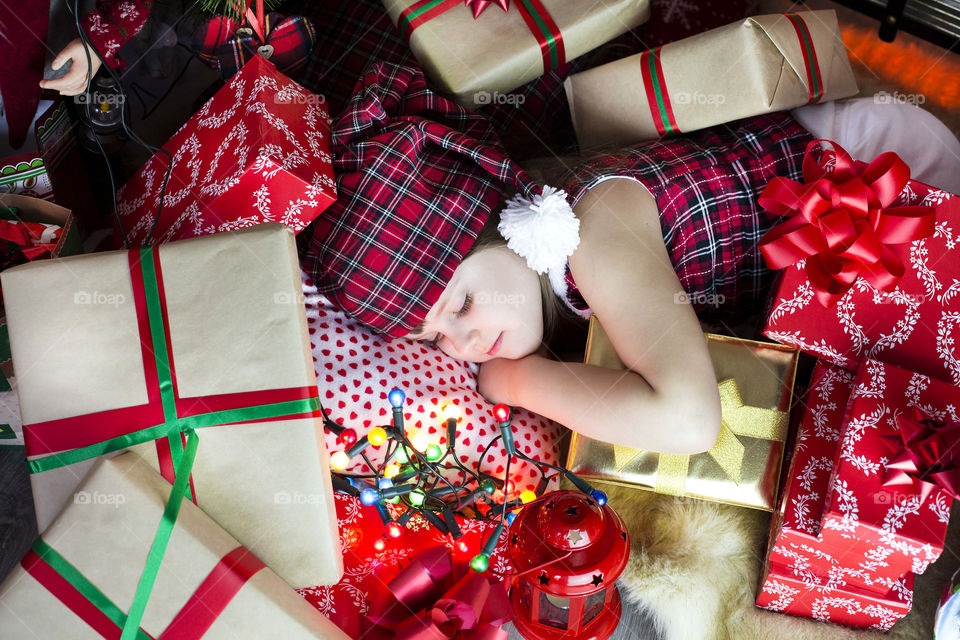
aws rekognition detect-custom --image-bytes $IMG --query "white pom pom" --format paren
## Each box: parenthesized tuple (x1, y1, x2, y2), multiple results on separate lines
(497, 185, 579, 275)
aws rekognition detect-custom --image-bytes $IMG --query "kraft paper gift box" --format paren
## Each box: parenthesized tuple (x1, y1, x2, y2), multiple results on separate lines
(816, 360, 954, 589)
(0, 453, 351, 639)
(1, 223, 342, 588)
(381, 0, 649, 108)
(565, 317, 798, 511)
(116, 54, 336, 248)
(564, 10, 858, 149)
(756, 559, 914, 631)
(763, 177, 960, 385)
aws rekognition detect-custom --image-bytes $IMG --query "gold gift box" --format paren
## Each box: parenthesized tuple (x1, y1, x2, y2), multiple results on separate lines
(381, 0, 649, 108)
(566, 318, 798, 511)
(565, 10, 859, 148)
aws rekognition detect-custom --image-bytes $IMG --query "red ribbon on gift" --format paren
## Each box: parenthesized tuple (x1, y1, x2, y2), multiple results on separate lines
(397, 0, 565, 75)
(23, 538, 265, 639)
(365, 547, 512, 640)
(880, 408, 960, 503)
(758, 140, 937, 306)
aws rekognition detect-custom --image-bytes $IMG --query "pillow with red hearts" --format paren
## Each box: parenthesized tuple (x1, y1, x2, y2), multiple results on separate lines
(303, 272, 565, 495)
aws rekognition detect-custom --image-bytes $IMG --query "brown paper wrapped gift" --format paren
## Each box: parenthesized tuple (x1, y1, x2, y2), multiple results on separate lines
(565, 10, 859, 148)
(566, 318, 799, 511)
(1, 223, 341, 588)
(0, 453, 350, 639)
(381, 0, 649, 107)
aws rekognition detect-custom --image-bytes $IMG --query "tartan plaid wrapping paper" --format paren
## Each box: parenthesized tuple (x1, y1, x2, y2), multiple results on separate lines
(302, 62, 533, 338)
(286, 0, 757, 157)
(559, 112, 814, 323)
(190, 12, 317, 81)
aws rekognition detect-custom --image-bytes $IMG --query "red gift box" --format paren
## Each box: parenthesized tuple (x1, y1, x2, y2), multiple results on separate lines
(817, 360, 953, 587)
(769, 362, 855, 554)
(761, 142, 960, 384)
(116, 54, 336, 247)
(760, 362, 913, 599)
(757, 560, 913, 631)
(299, 492, 514, 639)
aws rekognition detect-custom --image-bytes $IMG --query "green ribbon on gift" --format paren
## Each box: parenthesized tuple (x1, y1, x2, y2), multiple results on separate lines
(27, 538, 154, 640)
(22, 244, 320, 636)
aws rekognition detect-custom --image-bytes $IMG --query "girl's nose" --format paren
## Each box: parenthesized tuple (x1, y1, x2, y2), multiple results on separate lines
(450, 326, 480, 355)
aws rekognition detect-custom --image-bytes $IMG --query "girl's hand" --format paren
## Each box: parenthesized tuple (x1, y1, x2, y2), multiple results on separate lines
(39, 38, 102, 96)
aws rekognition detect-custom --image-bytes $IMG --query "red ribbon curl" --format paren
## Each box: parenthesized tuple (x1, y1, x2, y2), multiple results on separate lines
(880, 408, 960, 502)
(464, 0, 510, 19)
(365, 547, 512, 640)
(758, 140, 936, 306)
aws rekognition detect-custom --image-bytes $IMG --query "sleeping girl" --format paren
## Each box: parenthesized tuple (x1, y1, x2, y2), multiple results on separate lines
(304, 62, 960, 456)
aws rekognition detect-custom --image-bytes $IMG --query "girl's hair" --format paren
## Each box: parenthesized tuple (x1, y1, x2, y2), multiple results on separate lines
(464, 212, 576, 343)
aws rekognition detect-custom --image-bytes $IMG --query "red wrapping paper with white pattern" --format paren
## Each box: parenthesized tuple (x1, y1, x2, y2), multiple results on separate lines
(116, 55, 336, 247)
(757, 560, 913, 631)
(762, 182, 960, 384)
(817, 360, 953, 586)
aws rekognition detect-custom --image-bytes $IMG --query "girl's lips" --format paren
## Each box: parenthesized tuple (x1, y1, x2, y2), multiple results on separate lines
(486, 332, 503, 357)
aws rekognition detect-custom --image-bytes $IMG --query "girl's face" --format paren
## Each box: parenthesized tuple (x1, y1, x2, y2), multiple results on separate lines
(408, 246, 544, 363)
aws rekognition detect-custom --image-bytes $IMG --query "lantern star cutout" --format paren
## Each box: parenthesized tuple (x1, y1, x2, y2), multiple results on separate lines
(591, 573, 604, 586)
(564, 505, 579, 517)
(566, 529, 584, 545)
(538, 573, 550, 585)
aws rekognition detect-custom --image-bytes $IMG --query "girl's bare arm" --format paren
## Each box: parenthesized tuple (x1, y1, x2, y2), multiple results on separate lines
(480, 178, 722, 454)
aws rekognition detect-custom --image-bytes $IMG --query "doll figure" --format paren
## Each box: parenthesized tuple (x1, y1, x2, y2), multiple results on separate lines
(305, 62, 960, 455)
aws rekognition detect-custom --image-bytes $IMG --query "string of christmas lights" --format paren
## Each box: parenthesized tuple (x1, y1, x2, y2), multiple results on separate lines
(321, 387, 608, 572)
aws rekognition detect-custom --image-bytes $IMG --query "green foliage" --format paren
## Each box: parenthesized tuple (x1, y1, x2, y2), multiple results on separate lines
(197, 0, 283, 20)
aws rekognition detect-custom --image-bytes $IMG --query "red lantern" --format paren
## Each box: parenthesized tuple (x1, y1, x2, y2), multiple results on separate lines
(508, 490, 630, 640)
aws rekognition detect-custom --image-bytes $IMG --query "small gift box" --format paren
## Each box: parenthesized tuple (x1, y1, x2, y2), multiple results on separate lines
(564, 10, 858, 148)
(756, 559, 913, 631)
(381, 0, 649, 107)
(300, 492, 515, 639)
(817, 360, 954, 586)
(0, 194, 81, 268)
(0, 453, 351, 639)
(116, 55, 336, 247)
(761, 140, 960, 384)
(1, 223, 341, 588)
(565, 318, 798, 511)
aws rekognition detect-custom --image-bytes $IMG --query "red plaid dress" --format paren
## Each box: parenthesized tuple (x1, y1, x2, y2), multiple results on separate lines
(560, 112, 814, 323)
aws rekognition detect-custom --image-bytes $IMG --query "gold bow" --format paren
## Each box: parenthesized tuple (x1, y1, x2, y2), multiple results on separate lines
(612, 378, 788, 496)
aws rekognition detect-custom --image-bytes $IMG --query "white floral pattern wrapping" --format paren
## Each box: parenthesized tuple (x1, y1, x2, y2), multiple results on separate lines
(763, 182, 960, 384)
(756, 559, 913, 631)
(116, 55, 335, 247)
(817, 360, 953, 585)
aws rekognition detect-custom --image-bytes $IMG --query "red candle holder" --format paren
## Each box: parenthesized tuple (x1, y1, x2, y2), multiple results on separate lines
(507, 490, 630, 640)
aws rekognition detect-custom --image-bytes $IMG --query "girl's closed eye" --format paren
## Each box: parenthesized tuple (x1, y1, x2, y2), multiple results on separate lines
(455, 293, 473, 318)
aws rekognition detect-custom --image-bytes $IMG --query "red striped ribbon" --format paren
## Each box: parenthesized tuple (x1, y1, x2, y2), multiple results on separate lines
(397, 0, 565, 74)
(784, 12, 824, 104)
(22, 543, 265, 639)
(639, 47, 679, 137)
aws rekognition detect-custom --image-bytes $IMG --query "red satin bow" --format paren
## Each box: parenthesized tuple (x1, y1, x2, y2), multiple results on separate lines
(366, 547, 512, 640)
(464, 0, 510, 19)
(881, 408, 960, 502)
(758, 140, 936, 306)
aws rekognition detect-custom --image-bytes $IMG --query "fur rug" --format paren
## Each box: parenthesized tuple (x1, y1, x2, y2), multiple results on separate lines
(599, 481, 960, 640)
